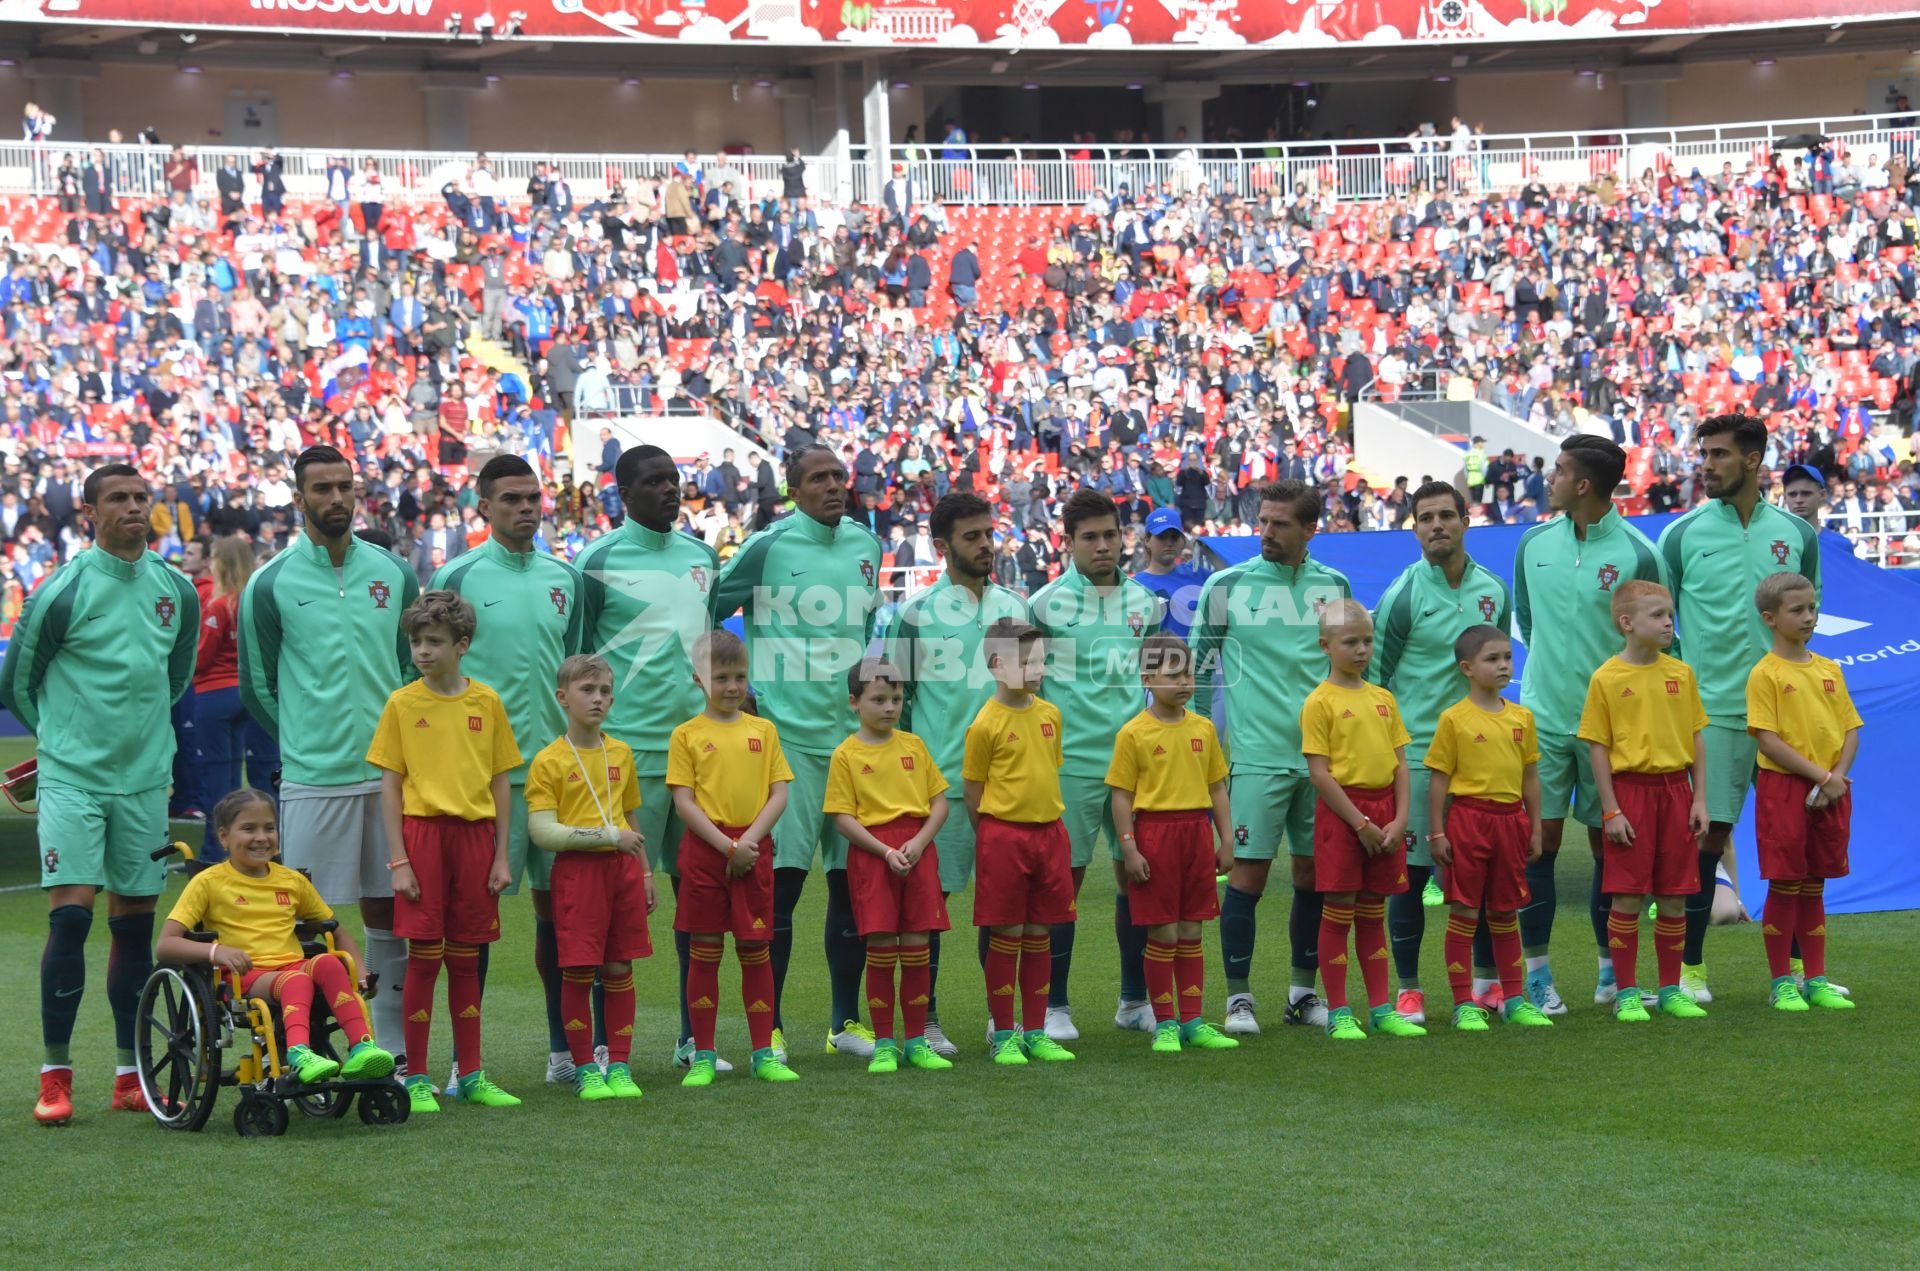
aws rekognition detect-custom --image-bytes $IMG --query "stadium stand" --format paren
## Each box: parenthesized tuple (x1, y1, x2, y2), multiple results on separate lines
(1, 115, 1919, 638)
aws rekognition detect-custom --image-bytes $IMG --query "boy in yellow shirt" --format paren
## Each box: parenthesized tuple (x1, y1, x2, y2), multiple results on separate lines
(666, 629, 799, 1087)
(367, 590, 523, 1113)
(1301, 599, 1421, 1042)
(1424, 625, 1554, 1032)
(1577, 580, 1710, 1024)
(525, 653, 658, 1102)
(1745, 572, 1860, 1013)
(1105, 633, 1238, 1054)
(824, 657, 953, 1074)
(962, 617, 1077, 1066)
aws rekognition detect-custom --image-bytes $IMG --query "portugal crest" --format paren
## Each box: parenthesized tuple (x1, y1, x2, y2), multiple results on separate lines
(1127, 610, 1145, 637)
(1596, 563, 1619, 593)
(549, 587, 568, 616)
(369, 580, 391, 609)
(859, 558, 876, 587)
(155, 595, 176, 629)
(1234, 825, 1249, 846)
(689, 566, 708, 593)
(1771, 539, 1789, 564)
(1478, 594, 1496, 621)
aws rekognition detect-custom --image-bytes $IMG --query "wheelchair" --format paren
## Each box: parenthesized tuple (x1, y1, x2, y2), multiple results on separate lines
(134, 843, 411, 1137)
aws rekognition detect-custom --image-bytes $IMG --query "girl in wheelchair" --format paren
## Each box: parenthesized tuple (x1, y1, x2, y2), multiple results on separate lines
(157, 789, 396, 1085)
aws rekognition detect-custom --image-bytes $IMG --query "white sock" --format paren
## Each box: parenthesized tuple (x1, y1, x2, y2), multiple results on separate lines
(1287, 985, 1316, 1005)
(1472, 977, 1495, 997)
(364, 927, 408, 1054)
(115, 1064, 137, 1077)
(1597, 954, 1614, 972)
(42, 1063, 72, 1074)
(1524, 955, 1551, 973)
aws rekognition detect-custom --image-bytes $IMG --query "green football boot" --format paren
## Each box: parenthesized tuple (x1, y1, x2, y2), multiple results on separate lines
(1804, 978, 1856, 1010)
(1181, 1020, 1240, 1050)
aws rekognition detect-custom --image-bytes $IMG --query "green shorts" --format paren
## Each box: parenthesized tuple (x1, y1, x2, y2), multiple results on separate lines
(1227, 769, 1316, 861)
(634, 771, 689, 878)
(1536, 731, 1600, 829)
(502, 786, 543, 894)
(772, 748, 847, 872)
(933, 794, 974, 893)
(38, 780, 169, 896)
(1405, 766, 1433, 868)
(1060, 773, 1114, 869)
(1701, 722, 1759, 827)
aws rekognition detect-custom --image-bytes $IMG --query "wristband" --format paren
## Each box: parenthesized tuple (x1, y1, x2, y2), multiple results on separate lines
(1119, 831, 1136, 842)
(1819, 771, 1833, 786)
(1601, 809, 1623, 823)
(725, 841, 738, 859)
(387, 858, 410, 870)
(208, 941, 219, 964)
(1425, 832, 1447, 843)
(1354, 816, 1372, 832)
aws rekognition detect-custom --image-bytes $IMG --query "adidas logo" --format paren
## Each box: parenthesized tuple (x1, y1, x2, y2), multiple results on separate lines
(616, 1025, 633, 1036)
(1154, 991, 1174, 1003)
(704, 741, 716, 752)
(1153, 744, 1166, 755)
(748, 1000, 771, 1012)
(334, 992, 353, 1006)
(567, 772, 581, 782)
(1473, 733, 1487, 743)
(1447, 961, 1467, 973)
(1329, 952, 1348, 965)
(1006, 731, 1019, 741)
(1608, 937, 1626, 949)
(1181, 985, 1201, 996)
(459, 1005, 479, 1019)
(231, 895, 248, 905)
(1762, 923, 1781, 935)
(565, 1017, 589, 1031)
(861, 764, 875, 774)
(1369, 947, 1388, 959)
(752, 918, 766, 930)
(1397, 874, 1407, 884)
(1621, 687, 1634, 698)
(907, 994, 929, 1006)
(868, 996, 888, 1009)
(691, 995, 715, 1008)
(992, 984, 1015, 995)
(409, 1009, 431, 1022)
(1665, 941, 1684, 951)
(1341, 709, 1355, 719)
(1810, 923, 1826, 935)
(1783, 683, 1797, 694)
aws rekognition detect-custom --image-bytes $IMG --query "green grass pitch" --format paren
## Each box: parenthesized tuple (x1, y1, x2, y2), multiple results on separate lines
(0, 736, 1915, 1266)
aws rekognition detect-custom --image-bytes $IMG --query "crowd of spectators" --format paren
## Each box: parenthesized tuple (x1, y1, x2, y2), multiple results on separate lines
(5, 115, 1920, 634)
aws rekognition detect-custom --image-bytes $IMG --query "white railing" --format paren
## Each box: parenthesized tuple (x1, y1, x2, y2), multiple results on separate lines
(1831, 509, 1920, 568)
(2, 108, 1915, 211)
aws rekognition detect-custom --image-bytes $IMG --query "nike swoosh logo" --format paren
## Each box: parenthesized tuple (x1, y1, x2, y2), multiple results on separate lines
(1534, 561, 1552, 568)
(1700, 549, 1720, 558)
(55, 987, 81, 998)
(86, 614, 104, 622)
(483, 600, 502, 607)
(1420, 607, 1440, 618)
(297, 599, 317, 607)
(789, 570, 807, 578)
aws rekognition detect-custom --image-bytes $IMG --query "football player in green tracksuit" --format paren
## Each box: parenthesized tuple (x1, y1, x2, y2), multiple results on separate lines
(1190, 479, 1351, 1036)
(1369, 481, 1509, 1024)
(575, 444, 728, 1073)
(434, 454, 588, 1091)
(882, 490, 1031, 1058)
(1029, 488, 1166, 1043)
(1512, 436, 1665, 1012)
(708, 445, 882, 1061)
(238, 445, 421, 1060)
(4, 465, 199, 1125)
(1658, 413, 1820, 1006)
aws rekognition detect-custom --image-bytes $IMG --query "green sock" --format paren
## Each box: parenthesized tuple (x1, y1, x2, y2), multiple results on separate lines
(116, 1048, 135, 1067)
(1369, 1003, 1393, 1023)
(44, 1044, 70, 1067)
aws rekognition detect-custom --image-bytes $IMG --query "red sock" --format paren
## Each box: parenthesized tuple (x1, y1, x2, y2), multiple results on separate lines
(739, 942, 775, 1052)
(1354, 898, 1389, 1010)
(687, 941, 722, 1052)
(898, 944, 931, 1041)
(1144, 938, 1177, 1022)
(1798, 880, 1828, 979)
(402, 940, 444, 1071)
(278, 966, 316, 1048)
(1174, 938, 1206, 1024)
(1488, 914, 1523, 1001)
(1762, 883, 1800, 979)
(1443, 913, 1476, 1006)
(1653, 915, 1685, 991)
(311, 955, 371, 1046)
(865, 945, 899, 1043)
(1318, 902, 1355, 1011)
(985, 933, 1020, 1032)
(560, 969, 596, 1066)
(603, 971, 636, 1064)
(444, 942, 483, 1073)
(1607, 910, 1641, 990)
(1019, 934, 1051, 1033)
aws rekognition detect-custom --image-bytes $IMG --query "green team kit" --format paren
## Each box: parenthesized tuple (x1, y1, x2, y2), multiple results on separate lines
(1657, 499, 1820, 823)
(1369, 557, 1512, 864)
(574, 518, 721, 875)
(708, 509, 881, 871)
(0, 547, 199, 894)
(1189, 554, 1352, 860)
(882, 574, 1033, 890)
(1512, 508, 1665, 826)
(1029, 564, 1165, 867)
(434, 536, 589, 891)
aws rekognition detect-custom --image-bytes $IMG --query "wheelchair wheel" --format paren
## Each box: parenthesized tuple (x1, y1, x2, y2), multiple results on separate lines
(234, 1092, 289, 1137)
(357, 1083, 410, 1127)
(135, 967, 220, 1132)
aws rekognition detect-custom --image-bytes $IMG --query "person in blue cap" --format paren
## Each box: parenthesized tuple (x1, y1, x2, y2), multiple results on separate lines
(1782, 463, 1827, 527)
(1133, 506, 1210, 640)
